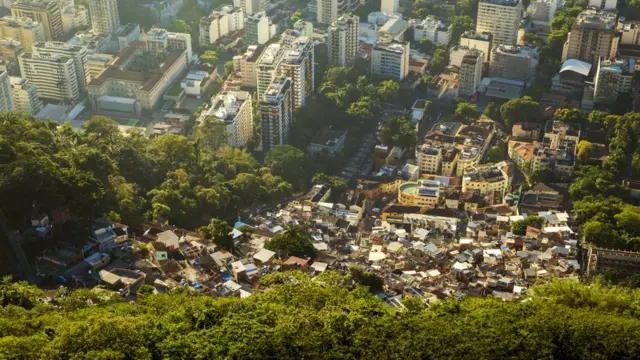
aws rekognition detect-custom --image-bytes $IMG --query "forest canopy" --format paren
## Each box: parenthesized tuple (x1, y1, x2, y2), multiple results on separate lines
(1, 273, 640, 359)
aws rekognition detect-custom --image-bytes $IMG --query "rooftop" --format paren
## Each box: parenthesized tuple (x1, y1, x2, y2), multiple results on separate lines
(257, 43, 283, 66)
(479, 0, 521, 6)
(208, 91, 250, 122)
(400, 180, 441, 197)
(575, 9, 617, 30)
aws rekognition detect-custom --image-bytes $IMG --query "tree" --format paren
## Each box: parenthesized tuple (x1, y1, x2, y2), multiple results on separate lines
(350, 266, 384, 293)
(290, 11, 303, 24)
(486, 145, 505, 163)
(200, 50, 218, 67)
(223, 61, 234, 77)
(521, 33, 542, 46)
(450, 15, 475, 43)
(553, 108, 583, 123)
(380, 116, 417, 149)
(264, 225, 316, 258)
(417, 38, 434, 53)
(577, 140, 593, 163)
(500, 96, 543, 127)
(588, 110, 609, 124)
(376, 80, 400, 102)
(429, 47, 448, 72)
(423, 100, 433, 113)
(483, 102, 500, 121)
(195, 116, 228, 151)
(511, 216, 545, 235)
(455, 102, 478, 123)
(174, 19, 192, 33)
(312, 173, 348, 201)
(264, 145, 306, 188)
(199, 218, 234, 250)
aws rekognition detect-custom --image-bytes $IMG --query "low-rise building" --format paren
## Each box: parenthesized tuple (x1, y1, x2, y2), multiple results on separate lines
(512, 122, 541, 140)
(307, 128, 348, 155)
(410, 17, 451, 45)
(398, 180, 441, 208)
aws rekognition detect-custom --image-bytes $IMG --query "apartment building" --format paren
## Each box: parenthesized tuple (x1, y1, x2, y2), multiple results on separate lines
(87, 53, 114, 80)
(199, 6, 244, 45)
(294, 19, 314, 37)
(410, 17, 452, 45)
(11, 0, 63, 41)
(9, 76, 42, 114)
(317, 0, 359, 25)
(490, 44, 537, 81)
(0, 39, 24, 67)
(18, 52, 80, 102)
(619, 19, 640, 46)
(0, 16, 45, 52)
(381, 0, 399, 14)
(260, 77, 293, 151)
(462, 162, 513, 200)
(327, 14, 359, 66)
(61, 3, 89, 35)
(594, 58, 634, 104)
(117, 23, 142, 52)
(588, 0, 616, 10)
(0, 71, 14, 112)
(256, 43, 284, 101)
(562, 9, 618, 64)
(527, 0, 558, 23)
(87, 0, 119, 35)
(32, 42, 90, 93)
(246, 12, 275, 45)
(371, 40, 410, 80)
(233, 0, 266, 14)
(459, 31, 492, 62)
(232, 45, 263, 88)
(476, 0, 522, 47)
(458, 50, 483, 97)
(202, 91, 253, 147)
(280, 37, 314, 110)
(145, 27, 193, 62)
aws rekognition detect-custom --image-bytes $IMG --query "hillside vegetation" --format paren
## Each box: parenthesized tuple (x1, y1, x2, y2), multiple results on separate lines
(1, 273, 640, 359)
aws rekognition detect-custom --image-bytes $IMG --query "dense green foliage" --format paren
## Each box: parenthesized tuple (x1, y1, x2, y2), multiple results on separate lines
(264, 225, 317, 258)
(511, 216, 545, 235)
(2, 274, 640, 359)
(0, 113, 295, 238)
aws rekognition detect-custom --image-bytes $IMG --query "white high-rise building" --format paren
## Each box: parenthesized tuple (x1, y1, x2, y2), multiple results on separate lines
(246, 12, 273, 45)
(18, 52, 80, 102)
(256, 43, 284, 101)
(458, 50, 483, 98)
(9, 76, 42, 114)
(279, 37, 314, 110)
(594, 58, 634, 104)
(233, 0, 266, 14)
(588, 0, 616, 10)
(32, 41, 89, 93)
(199, 6, 244, 45)
(381, 0, 399, 14)
(61, 3, 89, 35)
(490, 44, 537, 81)
(88, 0, 120, 35)
(371, 40, 410, 80)
(317, 0, 359, 25)
(202, 91, 253, 147)
(145, 27, 193, 62)
(327, 13, 359, 66)
(476, 0, 523, 47)
(260, 77, 292, 151)
(0, 71, 14, 112)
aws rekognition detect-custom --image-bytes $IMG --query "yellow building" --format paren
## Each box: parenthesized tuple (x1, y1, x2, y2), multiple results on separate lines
(398, 180, 441, 208)
(461, 162, 513, 201)
(0, 16, 45, 51)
